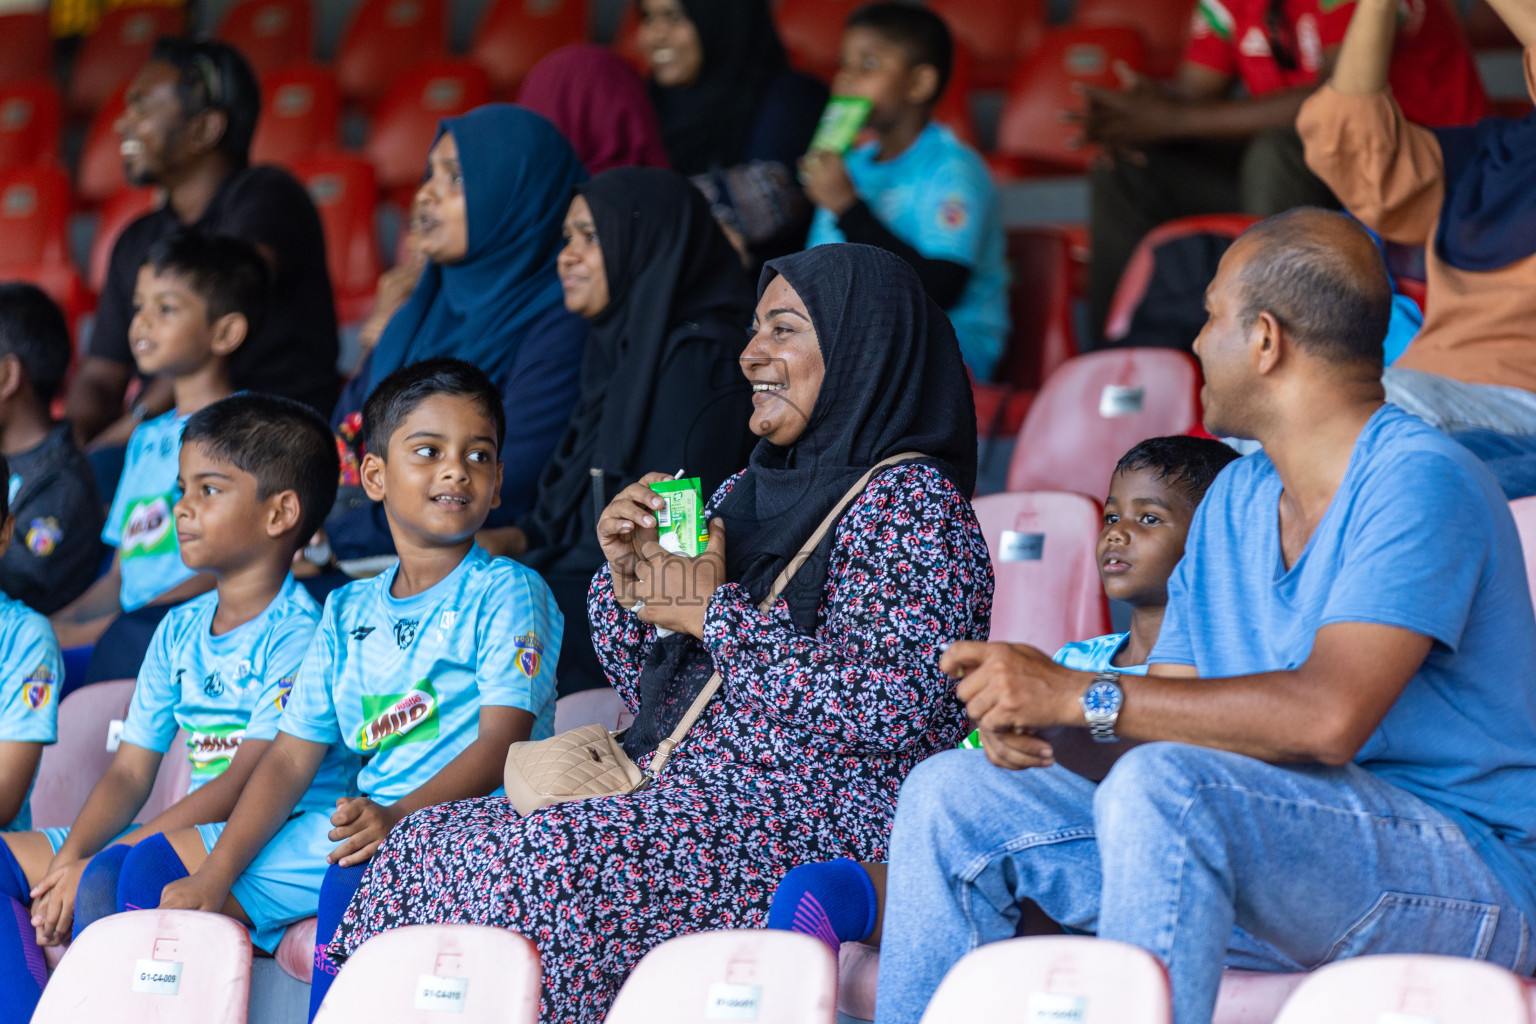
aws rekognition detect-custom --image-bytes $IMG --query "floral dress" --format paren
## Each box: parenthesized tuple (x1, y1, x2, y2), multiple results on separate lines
(328, 464, 994, 1023)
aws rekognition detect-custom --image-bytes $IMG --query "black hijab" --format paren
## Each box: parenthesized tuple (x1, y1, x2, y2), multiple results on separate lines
(645, 0, 789, 175)
(523, 168, 754, 561)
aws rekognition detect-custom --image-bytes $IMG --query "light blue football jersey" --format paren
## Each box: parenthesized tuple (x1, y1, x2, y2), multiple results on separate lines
(0, 591, 61, 831)
(102, 410, 196, 611)
(280, 545, 562, 805)
(121, 575, 352, 814)
(807, 122, 1010, 380)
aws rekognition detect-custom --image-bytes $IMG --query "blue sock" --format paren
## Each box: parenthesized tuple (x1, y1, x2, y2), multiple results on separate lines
(766, 858, 878, 954)
(0, 896, 45, 1023)
(307, 862, 368, 1022)
(115, 834, 188, 912)
(0, 841, 29, 904)
(73, 845, 132, 934)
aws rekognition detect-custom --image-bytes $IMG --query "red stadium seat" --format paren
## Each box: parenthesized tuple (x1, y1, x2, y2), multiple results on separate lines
(77, 87, 130, 205)
(1072, 0, 1196, 77)
(251, 65, 341, 169)
(89, 186, 161, 293)
(66, 4, 186, 117)
(775, 0, 866, 81)
(334, 0, 449, 108)
(608, 930, 837, 1024)
(930, 0, 1048, 89)
(973, 491, 1112, 651)
(611, 3, 646, 74)
(933, 39, 979, 148)
(470, 0, 589, 97)
(993, 27, 1147, 176)
(1103, 213, 1257, 345)
(0, 165, 71, 268)
(0, 12, 53, 88)
(0, 81, 62, 175)
(291, 154, 382, 325)
(1273, 955, 1532, 1024)
(215, 0, 315, 77)
(363, 60, 491, 207)
(1006, 348, 1203, 496)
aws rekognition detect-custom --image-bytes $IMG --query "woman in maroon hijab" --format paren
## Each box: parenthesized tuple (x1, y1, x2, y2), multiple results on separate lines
(517, 44, 671, 174)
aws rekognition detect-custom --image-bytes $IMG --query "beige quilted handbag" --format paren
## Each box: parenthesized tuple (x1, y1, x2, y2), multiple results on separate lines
(503, 452, 925, 816)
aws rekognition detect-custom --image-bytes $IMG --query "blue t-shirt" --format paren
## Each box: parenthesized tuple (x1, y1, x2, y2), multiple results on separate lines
(102, 410, 196, 612)
(0, 592, 61, 831)
(1055, 632, 1150, 675)
(1152, 404, 1536, 921)
(280, 545, 562, 805)
(806, 123, 1009, 379)
(120, 575, 348, 814)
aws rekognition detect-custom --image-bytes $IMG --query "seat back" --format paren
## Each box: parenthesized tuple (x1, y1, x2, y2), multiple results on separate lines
(77, 88, 131, 205)
(996, 27, 1146, 173)
(973, 492, 1111, 652)
(251, 65, 341, 169)
(1072, 0, 1197, 76)
(292, 154, 383, 304)
(0, 81, 61, 175)
(30, 679, 137, 829)
(932, 39, 978, 147)
(365, 60, 491, 198)
(775, 0, 866, 80)
(335, 0, 449, 108)
(314, 924, 540, 1023)
(919, 936, 1171, 1024)
(140, 729, 193, 821)
(930, 0, 1047, 88)
(1007, 348, 1202, 496)
(607, 930, 837, 1024)
(89, 187, 161, 293)
(553, 687, 635, 734)
(471, 0, 589, 97)
(215, 0, 314, 77)
(1273, 955, 1533, 1024)
(0, 165, 72, 266)
(1103, 213, 1258, 347)
(67, 5, 186, 116)
(999, 225, 1081, 391)
(0, 12, 53, 88)
(32, 909, 252, 1024)
(1511, 497, 1536, 611)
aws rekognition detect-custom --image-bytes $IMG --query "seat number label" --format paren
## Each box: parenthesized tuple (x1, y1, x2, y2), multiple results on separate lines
(1027, 991, 1087, 1023)
(705, 982, 762, 1020)
(131, 959, 182, 995)
(414, 974, 468, 1012)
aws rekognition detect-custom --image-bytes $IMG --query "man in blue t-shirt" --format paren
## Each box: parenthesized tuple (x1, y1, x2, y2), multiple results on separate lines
(877, 209, 1536, 1024)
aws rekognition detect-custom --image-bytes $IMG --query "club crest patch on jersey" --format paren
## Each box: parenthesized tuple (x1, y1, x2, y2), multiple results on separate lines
(22, 664, 53, 711)
(393, 618, 418, 649)
(514, 632, 544, 678)
(274, 672, 297, 711)
(25, 517, 61, 557)
(357, 678, 440, 753)
(203, 671, 224, 698)
(938, 198, 969, 231)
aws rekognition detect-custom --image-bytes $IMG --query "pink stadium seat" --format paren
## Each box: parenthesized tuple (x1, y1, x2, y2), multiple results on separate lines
(32, 909, 252, 1024)
(918, 936, 1171, 1023)
(774, 0, 866, 81)
(0, 11, 53, 88)
(140, 728, 193, 821)
(607, 929, 837, 1024)
(1006, 348, 1203, 496)
(251, 65, 342, 169)
(89, 187, 161, 293)
(363, 60, 491, 208)
(77, 88, 130, 206)
(313, 924, 540, 1023)
(1072, 0, 1197, 78)
(972, 491, 1111, 651)
(67, 4, 186, 117)
(0, 81, 62, 175)
(993, 26, 1147, 176)
(1103, 213, 1258, 345)
(471, 0, 589, 97)
(930, 0, 1048, 89)
(1510, 497, 1536, 608)
(29, 679, 135, 829)
(291, 153, 383, 325)
(215, 0, 315, 77)
(334, 0, 449, 109)
(275, 916, 317, 982)
(553, 687, 635, 734)
(1273, 955, 1533, 1024)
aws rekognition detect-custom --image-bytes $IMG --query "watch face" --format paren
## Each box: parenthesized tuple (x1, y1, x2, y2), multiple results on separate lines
(1083, 681, 1123, 715)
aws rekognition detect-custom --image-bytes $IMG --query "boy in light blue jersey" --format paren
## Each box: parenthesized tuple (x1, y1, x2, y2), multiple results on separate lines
(0, 394, 340, 1022)
(0, 453, 62, 837)
(799, 3, 1008, 379)
(151, 359, 561, 1017)
(769, 436, 1239, 951)
(51, 233, 269, 650)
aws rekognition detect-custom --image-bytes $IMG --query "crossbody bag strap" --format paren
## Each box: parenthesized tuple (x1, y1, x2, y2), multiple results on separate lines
(645, 451, 929, 777)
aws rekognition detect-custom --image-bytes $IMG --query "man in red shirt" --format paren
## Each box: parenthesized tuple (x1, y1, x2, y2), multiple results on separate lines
(1081, 0, 1486, 347)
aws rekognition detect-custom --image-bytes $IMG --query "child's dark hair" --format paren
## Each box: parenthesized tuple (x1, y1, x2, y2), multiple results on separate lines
(361, 357, 507, 458)
(149, 37, 261, 165)
(143, 231, 270, 336)
(181, 393, 340, 548)
(1114, 436, 1240, 505)
(0, 283, 71, 404)
(847, 2, 953, 103)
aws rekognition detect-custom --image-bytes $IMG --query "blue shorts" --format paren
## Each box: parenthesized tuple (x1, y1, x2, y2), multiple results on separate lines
(197, 811, 333, 953)
(41, 826, 136, 856)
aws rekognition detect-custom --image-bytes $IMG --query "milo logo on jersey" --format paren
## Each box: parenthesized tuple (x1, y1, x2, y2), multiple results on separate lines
(121, 494, 178, 560)
(186, 723, 247, 780)
(356, 678, 440, 753)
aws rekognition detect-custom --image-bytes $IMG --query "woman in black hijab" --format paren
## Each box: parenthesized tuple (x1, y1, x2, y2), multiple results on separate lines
(477, 167, 757, 694)
(638, 0, 828, 265)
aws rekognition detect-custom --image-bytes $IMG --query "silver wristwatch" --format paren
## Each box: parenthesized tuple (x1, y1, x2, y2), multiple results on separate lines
(1079, 670, 1124, 743)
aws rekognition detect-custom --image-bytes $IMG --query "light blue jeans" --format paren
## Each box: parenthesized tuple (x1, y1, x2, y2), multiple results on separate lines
(874, 744, 1533, 1024)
